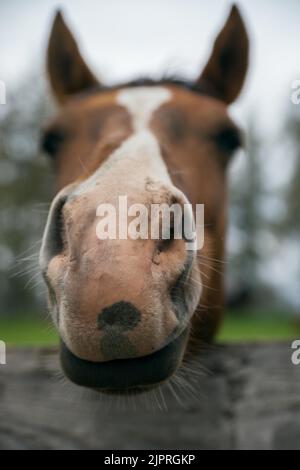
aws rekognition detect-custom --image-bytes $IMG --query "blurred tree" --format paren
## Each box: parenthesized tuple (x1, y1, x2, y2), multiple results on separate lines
(0, 75, 54, 315)
(227, 121, 265, 308)
(284, 113, 300, 234)
(228, 108, 300, 312)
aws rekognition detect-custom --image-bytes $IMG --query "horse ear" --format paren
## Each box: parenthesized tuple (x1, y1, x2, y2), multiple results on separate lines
(196, 5, 249, 104)
(47, 11, 99, 104)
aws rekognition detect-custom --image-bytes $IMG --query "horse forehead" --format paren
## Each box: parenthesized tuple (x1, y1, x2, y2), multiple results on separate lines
(116, 86, 172, 131)
(71, 87, 173, 196)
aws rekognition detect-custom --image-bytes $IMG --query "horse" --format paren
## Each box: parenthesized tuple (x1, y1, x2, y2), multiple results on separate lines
(40, 5, 249, 393)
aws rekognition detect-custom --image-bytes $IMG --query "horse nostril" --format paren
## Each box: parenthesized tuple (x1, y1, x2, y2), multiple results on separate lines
(156, 209, 185, 254)
(97, 301, 141, 331)
(40, 193, 68, 272)
(157, 226, 174, 253)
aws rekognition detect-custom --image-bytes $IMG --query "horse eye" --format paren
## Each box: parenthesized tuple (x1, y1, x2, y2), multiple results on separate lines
(41, 129, 65, 158)
(214, 127, 242, 153)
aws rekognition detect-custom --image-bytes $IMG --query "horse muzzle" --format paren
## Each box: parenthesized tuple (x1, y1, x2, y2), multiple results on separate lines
(60, 327, 189, 392)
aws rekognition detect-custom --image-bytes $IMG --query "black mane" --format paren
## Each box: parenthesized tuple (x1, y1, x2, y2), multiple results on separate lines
(116, 77, 207, 95)
(94, 76, 209, 96)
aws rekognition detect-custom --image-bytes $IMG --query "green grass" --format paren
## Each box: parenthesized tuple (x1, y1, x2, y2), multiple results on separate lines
(217, 310, 300, 342)
(0, 311, 299, 346)
(0, 316, 59, 346)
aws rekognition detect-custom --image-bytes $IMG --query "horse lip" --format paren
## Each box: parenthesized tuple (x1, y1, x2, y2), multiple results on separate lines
(59, 328, 189, 392)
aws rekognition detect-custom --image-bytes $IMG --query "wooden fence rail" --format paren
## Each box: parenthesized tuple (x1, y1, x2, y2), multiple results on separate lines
(0, 343, 300, 450)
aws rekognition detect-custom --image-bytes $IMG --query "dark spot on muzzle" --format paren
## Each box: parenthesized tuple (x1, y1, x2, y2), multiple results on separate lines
(97, 301, 141, 331)
(100, 330, 137, 360)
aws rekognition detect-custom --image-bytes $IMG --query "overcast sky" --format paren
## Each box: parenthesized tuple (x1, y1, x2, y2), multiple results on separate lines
(1, 0, 300, 134)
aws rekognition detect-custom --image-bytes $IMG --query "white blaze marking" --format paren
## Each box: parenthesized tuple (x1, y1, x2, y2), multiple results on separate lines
(101, 129, 171, 181)
(113, 87, 172, 181)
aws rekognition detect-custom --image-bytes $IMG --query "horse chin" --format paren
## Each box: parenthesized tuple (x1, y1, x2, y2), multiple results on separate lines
(59, 327, 189, 394)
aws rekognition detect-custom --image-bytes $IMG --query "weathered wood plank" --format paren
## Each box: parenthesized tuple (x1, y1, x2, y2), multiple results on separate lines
(0, 343, 299, 450)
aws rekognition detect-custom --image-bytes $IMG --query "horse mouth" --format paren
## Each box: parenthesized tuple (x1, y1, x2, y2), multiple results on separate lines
(60, 328, 189, 393)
